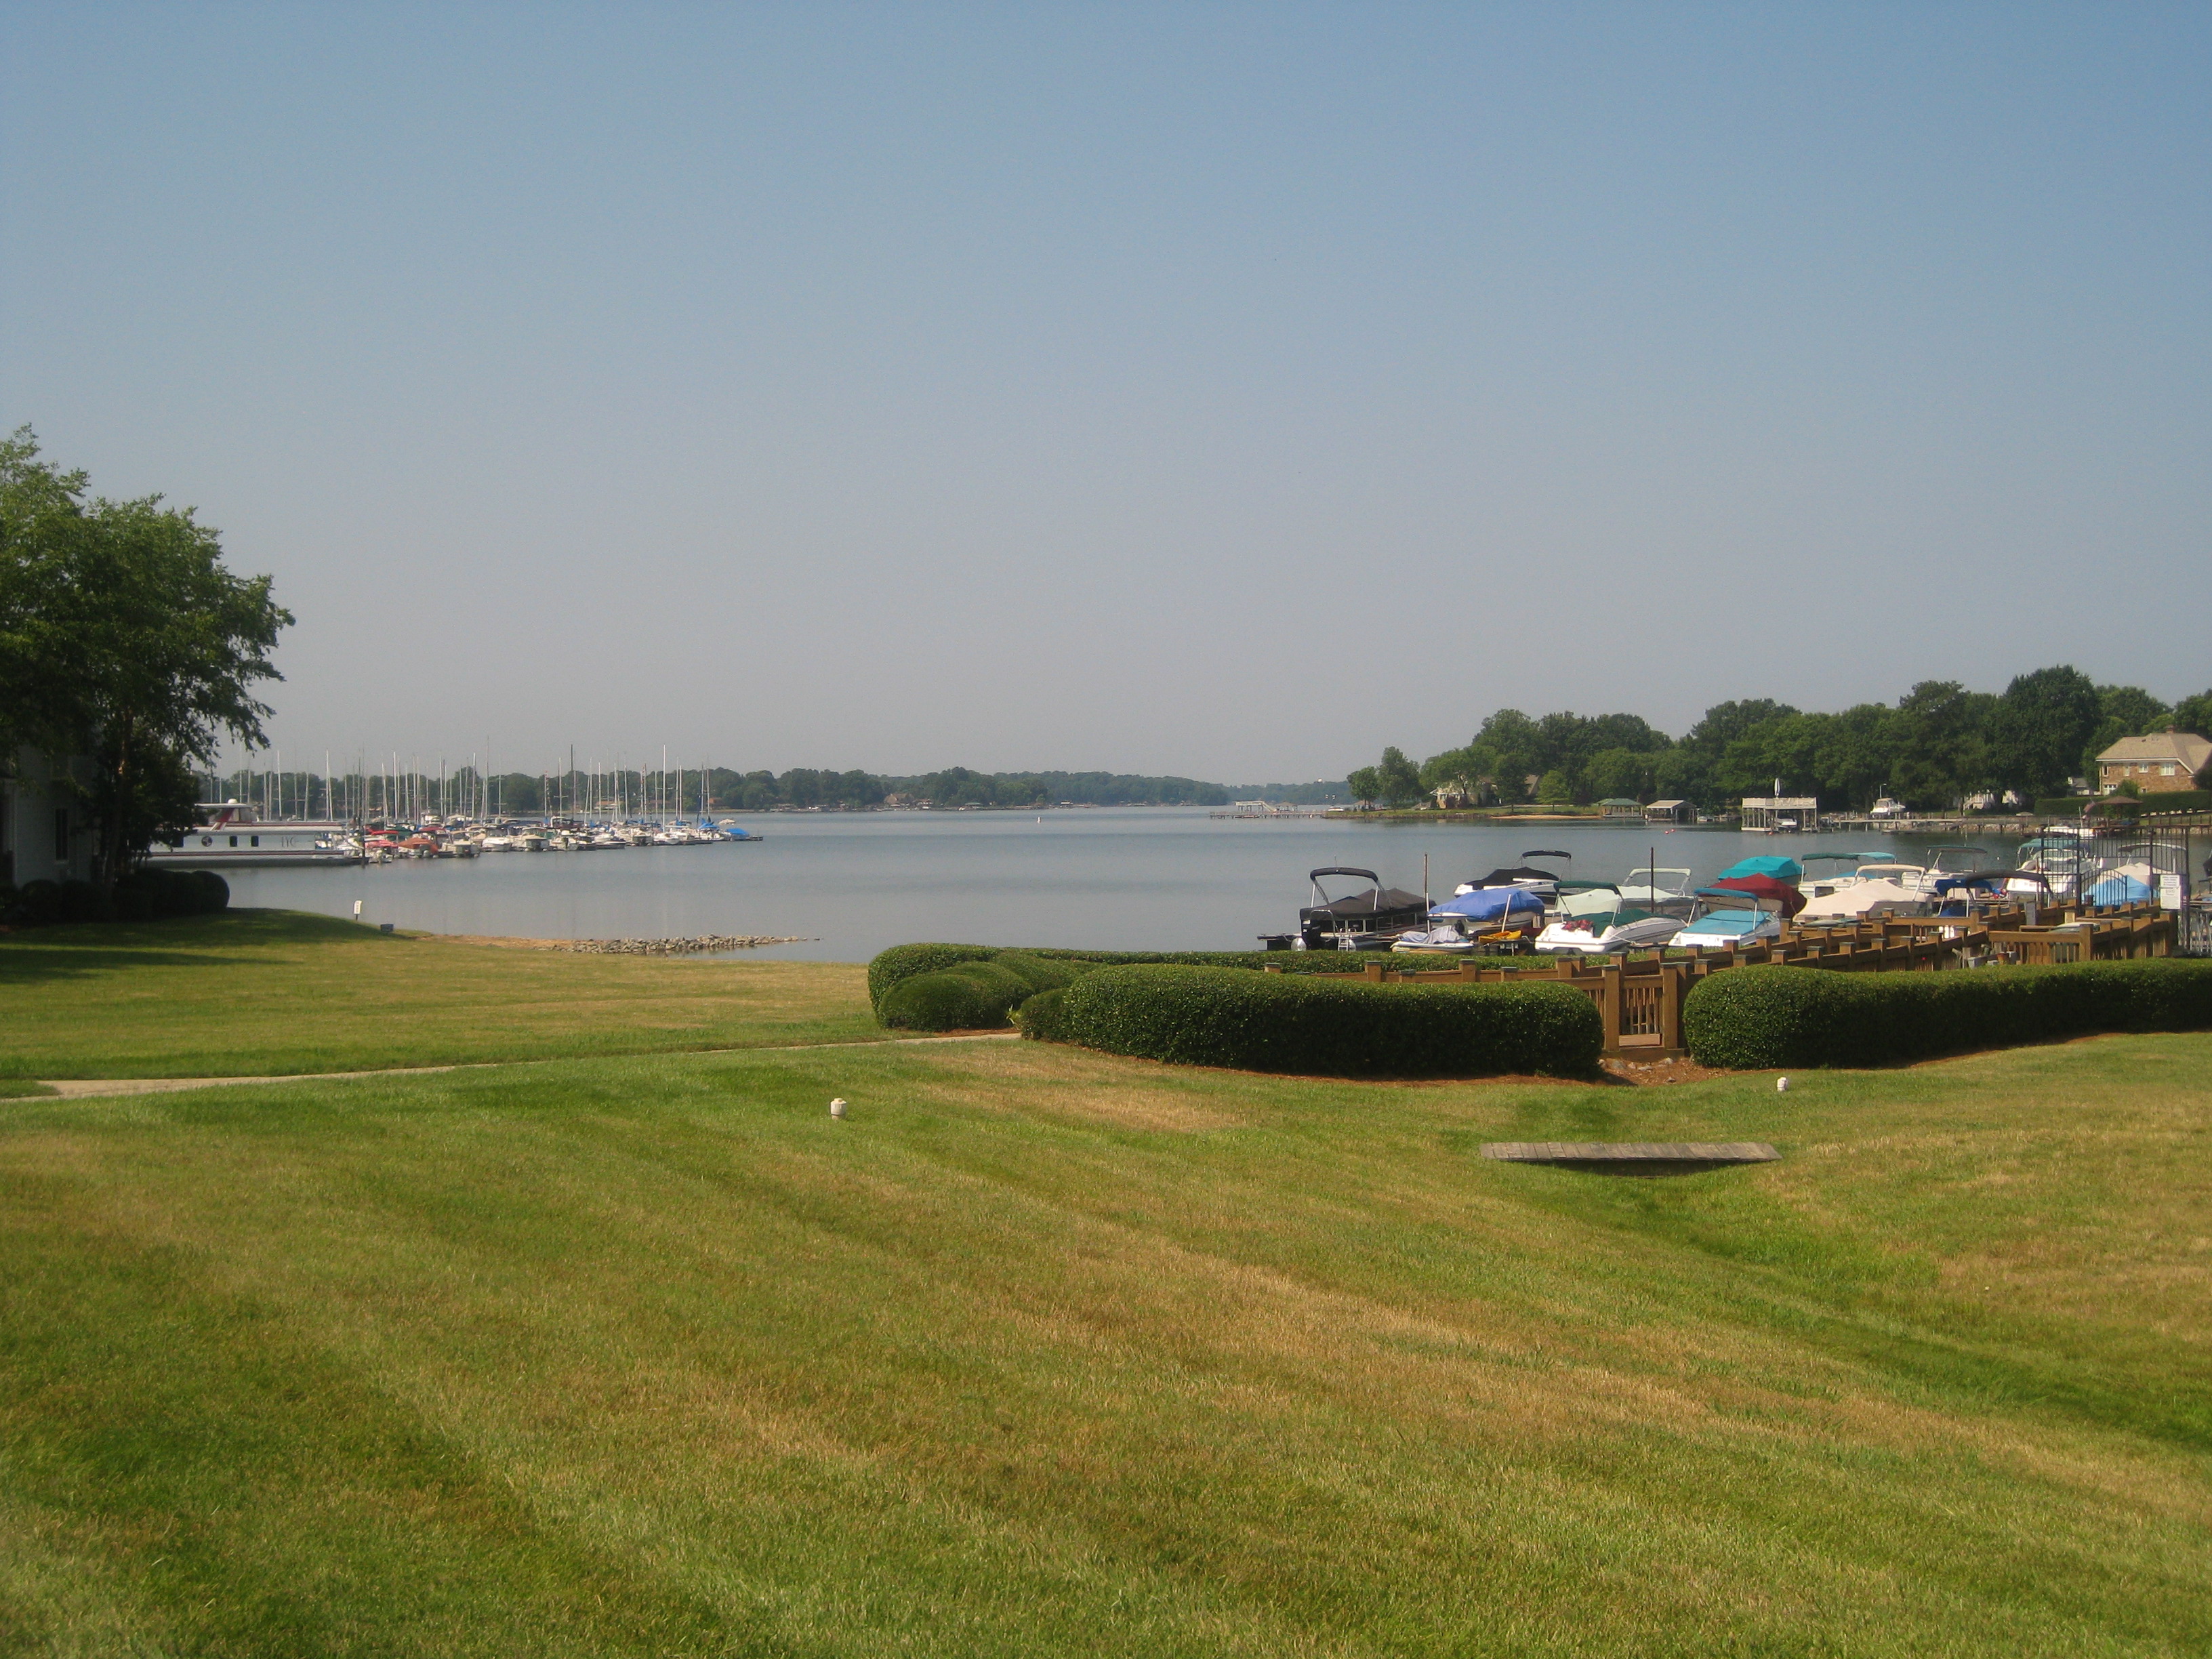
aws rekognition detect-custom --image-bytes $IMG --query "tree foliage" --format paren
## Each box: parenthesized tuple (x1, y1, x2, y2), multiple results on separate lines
(0, 428, 292, 885)
(1351, 665, 2196, 813)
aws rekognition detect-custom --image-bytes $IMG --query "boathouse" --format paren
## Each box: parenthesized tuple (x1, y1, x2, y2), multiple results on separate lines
(1644, 798, 1694, 825)
(1739, 795, 1818, 832)
(1595, 797, 1643, 819)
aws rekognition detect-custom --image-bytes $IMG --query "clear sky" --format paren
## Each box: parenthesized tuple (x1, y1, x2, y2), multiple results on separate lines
(5, 3, 2207, 783)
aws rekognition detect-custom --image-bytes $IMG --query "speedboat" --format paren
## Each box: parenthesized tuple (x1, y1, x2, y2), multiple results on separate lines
(1292, 867, 1431, 950)
(1614, 866, 1696, 918)
(1391, 923, 1475, 956)
(1674, 888, 1789, 951)
(1535, 900, 1683, 956)
(1795, 877, 1928, 922)
(1454, 850, 1571, 904)
(1423, 884, 1548, 949)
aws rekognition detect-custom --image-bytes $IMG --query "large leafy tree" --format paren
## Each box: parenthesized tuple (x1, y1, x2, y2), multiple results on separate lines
(1987, 665, 2102, 799)
(0, 428, 291, 888)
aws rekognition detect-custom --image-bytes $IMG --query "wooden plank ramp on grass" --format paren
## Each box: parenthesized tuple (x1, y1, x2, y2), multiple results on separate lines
(1481, 1142, 1780, 1174)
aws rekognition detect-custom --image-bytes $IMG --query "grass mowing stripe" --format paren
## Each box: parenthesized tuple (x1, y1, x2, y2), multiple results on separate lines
(2, 1034, 2208, 1652)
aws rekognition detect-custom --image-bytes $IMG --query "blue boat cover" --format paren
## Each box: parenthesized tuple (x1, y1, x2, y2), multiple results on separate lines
(2087, 872, 2154, 906)
(1429, 886, 1548, 922)
(1717, 855, 1803, 882)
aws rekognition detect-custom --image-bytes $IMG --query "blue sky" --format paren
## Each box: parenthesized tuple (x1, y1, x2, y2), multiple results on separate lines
(4, 3, 2207, 781)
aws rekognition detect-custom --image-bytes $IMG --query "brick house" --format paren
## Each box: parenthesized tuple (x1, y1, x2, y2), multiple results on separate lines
(2095, 729, 2211, 795)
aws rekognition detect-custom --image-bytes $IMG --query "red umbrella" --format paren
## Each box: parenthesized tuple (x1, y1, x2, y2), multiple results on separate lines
(1707, 873, 1807, 918)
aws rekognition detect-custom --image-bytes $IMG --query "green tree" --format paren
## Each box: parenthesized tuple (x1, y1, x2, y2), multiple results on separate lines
(1346, 766, 1382, 805)
(1988, 665, 2101, 798)
(1373, 746, 1425, 807)
(1, 430, 291, 888)
(2083, 683, 2172, 775)
(2170, 689, 2212, 737)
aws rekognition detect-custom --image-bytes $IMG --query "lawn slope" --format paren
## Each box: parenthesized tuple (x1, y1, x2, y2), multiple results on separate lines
(1, 1032, 2207, 1654)
(0, 909, 880, 1077)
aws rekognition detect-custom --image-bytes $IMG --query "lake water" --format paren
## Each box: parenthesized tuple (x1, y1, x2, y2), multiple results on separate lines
(213, 810, 2039, 962)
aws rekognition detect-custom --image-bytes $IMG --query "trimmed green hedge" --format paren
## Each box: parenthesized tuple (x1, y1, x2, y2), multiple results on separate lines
(1044, 964, 1602, 1078)
(876, 962, 1034, 1031)
(866, 941, 1544, 1020)
(1682, 960, 2212, 1069)
(1014, 987, 1070, 1041)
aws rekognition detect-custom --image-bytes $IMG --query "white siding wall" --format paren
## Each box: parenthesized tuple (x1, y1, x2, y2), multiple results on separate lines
(3, 747, 95, 887)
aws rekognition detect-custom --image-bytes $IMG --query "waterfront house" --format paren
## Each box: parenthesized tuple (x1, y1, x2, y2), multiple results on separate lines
(2096, 730, 2210, 795)
(2, 747, 94, 888)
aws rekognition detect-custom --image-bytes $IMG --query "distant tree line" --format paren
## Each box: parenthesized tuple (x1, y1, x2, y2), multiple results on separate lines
(1348, 668, 2212, 811)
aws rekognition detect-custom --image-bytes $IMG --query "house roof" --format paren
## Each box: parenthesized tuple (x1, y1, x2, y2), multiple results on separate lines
(1645, 798, 1687, 811)
(1595, 797, 1641, 807)
(2097, 731, 2211, 771)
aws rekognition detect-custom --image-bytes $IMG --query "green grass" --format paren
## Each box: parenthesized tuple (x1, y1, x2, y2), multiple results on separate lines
(3, 1029, 2208, 1654)
(0, 909, 884, 1078)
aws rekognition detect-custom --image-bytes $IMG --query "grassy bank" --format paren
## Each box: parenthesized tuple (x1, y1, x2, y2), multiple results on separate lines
(2, 1030, 2207, 1653)
(0, 909, 881, 1078)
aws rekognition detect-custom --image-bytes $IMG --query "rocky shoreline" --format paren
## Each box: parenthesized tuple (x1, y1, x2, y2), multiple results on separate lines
(555, 935, 816, 956)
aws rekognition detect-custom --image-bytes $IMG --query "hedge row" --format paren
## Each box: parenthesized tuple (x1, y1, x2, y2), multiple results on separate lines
(875, 951, 1085, 1031)
(1036, 964, 1603, 1078)
(0, 870, 228, 928)
(1681, 959, 2212, 1069)
(867, 941, 1518, 1015)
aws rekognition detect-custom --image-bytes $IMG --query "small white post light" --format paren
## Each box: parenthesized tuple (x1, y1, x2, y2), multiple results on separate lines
(1777, 1077, 1790, 1093)
(352, 899, 364, 920)
(829, 1097, 848, 1120)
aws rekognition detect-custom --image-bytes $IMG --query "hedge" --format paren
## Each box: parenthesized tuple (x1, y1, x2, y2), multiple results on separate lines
(866, 941, 1537, 1017)
(876, 962, 1041, 1031)
(1681, 959, 2212, 1069)
(1043, 964, 1603, 1078)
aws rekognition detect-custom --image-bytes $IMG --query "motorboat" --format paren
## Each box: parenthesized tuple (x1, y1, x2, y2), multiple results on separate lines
(1454, 850, 1572, 903)
(1795, 877, 1929, 922)
(1535, 899, 1684, 956)
(1423, 884, 1548, 949)
(1673, 888, 1790, 951)
(1391, 923, 1475, 956)
(1798, 854, 1878, 897)
(1291, 867, 1431, 950)
(1715, 854, 1803, 884)
(1616, 867, 1696, 914)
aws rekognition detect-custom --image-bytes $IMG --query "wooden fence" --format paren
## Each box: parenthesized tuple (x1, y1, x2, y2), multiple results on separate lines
(1266, 903, 2176, 1058)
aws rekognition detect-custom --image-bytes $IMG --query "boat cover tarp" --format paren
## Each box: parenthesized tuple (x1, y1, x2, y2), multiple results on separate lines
(1429, 886, 1548, 923)
(1797, 878, 1923, 920)
(1707, 873, 1808, 918)
(1716, 855, 1803, 882)
(2087, 872, 2155, 906)
(1306, 888, 1427, 920)
(1471, 865, 1561, 888)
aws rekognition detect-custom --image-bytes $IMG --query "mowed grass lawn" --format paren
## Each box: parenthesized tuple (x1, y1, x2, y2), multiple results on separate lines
(2, 1027, 2208, 1654)
(0, 910, 882, 1078)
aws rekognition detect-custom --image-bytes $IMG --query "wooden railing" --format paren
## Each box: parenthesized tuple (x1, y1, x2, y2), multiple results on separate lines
(1269, 902, 2177, 1057)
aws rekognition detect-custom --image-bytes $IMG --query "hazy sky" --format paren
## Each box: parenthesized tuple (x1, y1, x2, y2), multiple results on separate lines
(5, 3, 2207, 782)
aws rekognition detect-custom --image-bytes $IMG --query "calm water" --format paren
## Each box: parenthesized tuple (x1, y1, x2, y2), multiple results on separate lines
(215, 809, 2034, 962)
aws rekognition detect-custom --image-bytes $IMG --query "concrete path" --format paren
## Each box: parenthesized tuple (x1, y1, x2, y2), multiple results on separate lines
(28, 1031, 1023, 1100)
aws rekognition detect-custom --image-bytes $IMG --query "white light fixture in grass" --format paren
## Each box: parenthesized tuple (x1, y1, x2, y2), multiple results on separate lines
(829, 1097, 848, 1119)
(1777, 1077, 1790, 1092)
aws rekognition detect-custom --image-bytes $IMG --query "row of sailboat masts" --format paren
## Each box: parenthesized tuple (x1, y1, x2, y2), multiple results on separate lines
(201, 749, 719, 825)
